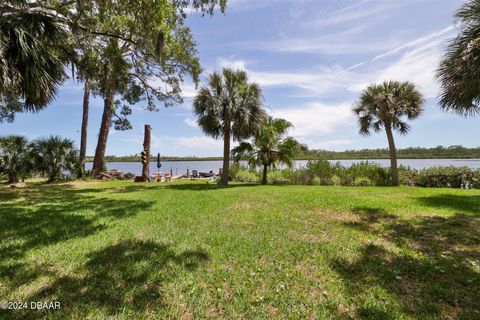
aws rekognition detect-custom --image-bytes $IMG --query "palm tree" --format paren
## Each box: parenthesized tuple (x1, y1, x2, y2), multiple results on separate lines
(0, 135, 30, 183)
(79, 78, 91, 175)
(232, 117, 304, 185)
(31, 136, 79, 182)
(436, 0, 480, 116)
(193, 68, 266, 186)
(353, 81, 424, 186)
(0, 3, 68, 114)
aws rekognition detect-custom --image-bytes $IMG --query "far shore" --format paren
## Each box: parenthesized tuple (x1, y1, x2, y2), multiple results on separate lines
(85, 156, 480, 163)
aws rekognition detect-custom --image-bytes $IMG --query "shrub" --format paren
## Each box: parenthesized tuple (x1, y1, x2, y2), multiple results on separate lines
(415, 166, 480, 189)
(345, 161, 391, 186)
(230, 164, 258, 183)
(229, 163, 241, 180)
(267, 169, 295, 185)
(230, 159, 479, 189)
(234, 169, 258, 183)
(398, 165, 417, 186)
(305, 160, 337, 184)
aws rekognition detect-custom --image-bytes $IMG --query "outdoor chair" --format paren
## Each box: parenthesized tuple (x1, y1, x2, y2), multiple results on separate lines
(191, 170, 198, 180)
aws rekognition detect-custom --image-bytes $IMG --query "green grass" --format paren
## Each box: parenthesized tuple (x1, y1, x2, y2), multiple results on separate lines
(0, 181, 479, 319)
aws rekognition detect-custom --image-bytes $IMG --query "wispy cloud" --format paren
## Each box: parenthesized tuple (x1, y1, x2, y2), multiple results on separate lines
(219, 24, 452, 99)
(348, 26, 454, 70)
(119, 133, 222, 152)
(301, 139, 355, 150)
(309, 1, 392, 29)
(234, 28, 402, 55)
(184, 117, 198, 128)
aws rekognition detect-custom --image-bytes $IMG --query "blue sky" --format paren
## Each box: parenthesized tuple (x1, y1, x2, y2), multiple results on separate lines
(2, 0, 479, 156)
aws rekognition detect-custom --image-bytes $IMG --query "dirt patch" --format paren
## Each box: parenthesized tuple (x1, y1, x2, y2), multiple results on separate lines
(230, 202, 253, 210)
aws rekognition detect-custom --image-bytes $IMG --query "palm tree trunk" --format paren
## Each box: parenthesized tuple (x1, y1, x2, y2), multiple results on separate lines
(385, 125, 399, 186)
(220, 126, 231, 186)
(91, 87, 114, 177)
(262, 163, 268, 185)
(79, 78, 90, 176)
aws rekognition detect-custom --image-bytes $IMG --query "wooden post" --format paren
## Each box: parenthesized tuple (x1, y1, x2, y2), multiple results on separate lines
(142, 125, 151, 182)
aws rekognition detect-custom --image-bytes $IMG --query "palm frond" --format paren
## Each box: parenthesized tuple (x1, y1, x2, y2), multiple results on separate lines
(436, 0, 480, 116)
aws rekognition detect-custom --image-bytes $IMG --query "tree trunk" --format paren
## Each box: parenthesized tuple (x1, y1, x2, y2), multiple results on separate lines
(91, 87, 114, 177)
(7, 172, 19, 184)
(385, 125, 399, 186)
(219, 125, 231, 186)
(262, 163, 268, 185)
(142, 124, 151, 181)
(79, 78, 90, 176)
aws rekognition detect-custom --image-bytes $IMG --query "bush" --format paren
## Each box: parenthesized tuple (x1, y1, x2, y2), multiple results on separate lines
(415, 166, 480, 189)
(235, 169, 258, 183)
(267, 169, 295, 185)
(399, 165, 417, 186)
(305, 160, 337, 184)
(302, 160, 390, 186)
(232, 160, 479, 189)
(345, 161, 391, 186)
(230, 164, 258, 183)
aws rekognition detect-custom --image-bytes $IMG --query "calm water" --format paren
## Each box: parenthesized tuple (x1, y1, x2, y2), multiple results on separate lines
(86, 159, 480, 176)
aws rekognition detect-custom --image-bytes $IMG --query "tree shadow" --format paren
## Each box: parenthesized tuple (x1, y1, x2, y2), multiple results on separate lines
(416, 194, 480, 216)
(0, 187, 154, 284)
(5, 240, 209, 319)
(163, 182, 259, 191)
(333, 204, 480, 319)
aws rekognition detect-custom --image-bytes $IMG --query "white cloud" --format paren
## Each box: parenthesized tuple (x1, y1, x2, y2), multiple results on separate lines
(122, 133, 222, 153)
(270, 102, 354, 137)
(180, 82, 198, 98)
(173, 135, 223, 149)
(302, 139, 355, 150)
(184, 117, 198, 128)
(216, 57, 248, 70)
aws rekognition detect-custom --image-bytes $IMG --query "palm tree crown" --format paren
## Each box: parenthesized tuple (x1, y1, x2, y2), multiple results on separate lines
(193, 68, 266, 185)
(436, 0, 480, 116)
(353, 81, 424, 136)
(353, 81, 424, 186)
(31, 136, 79, 181)
(0, 4, 68, 113)
(232, 116, 303, 185)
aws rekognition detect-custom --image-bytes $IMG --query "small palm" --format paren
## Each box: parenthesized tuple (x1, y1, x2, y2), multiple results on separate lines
(232, 116, 304, 185)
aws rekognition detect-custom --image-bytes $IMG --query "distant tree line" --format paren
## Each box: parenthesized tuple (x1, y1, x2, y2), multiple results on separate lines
(84, 145, 480, 163)
(298, 145, 480, 160)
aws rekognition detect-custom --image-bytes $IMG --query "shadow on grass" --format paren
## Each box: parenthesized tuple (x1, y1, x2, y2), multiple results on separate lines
(5, 240, 209, 319)
(163, 182, 259, 191)
(0, 187, 154, 283)
(334, 202, 480, 319)
(417, 194, 480, 216)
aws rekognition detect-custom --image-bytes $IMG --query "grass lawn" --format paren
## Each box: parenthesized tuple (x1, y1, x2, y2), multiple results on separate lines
(0, 181, 479, 319)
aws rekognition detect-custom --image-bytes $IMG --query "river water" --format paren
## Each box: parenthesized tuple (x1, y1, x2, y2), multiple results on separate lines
(85, 159, 480, 176)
